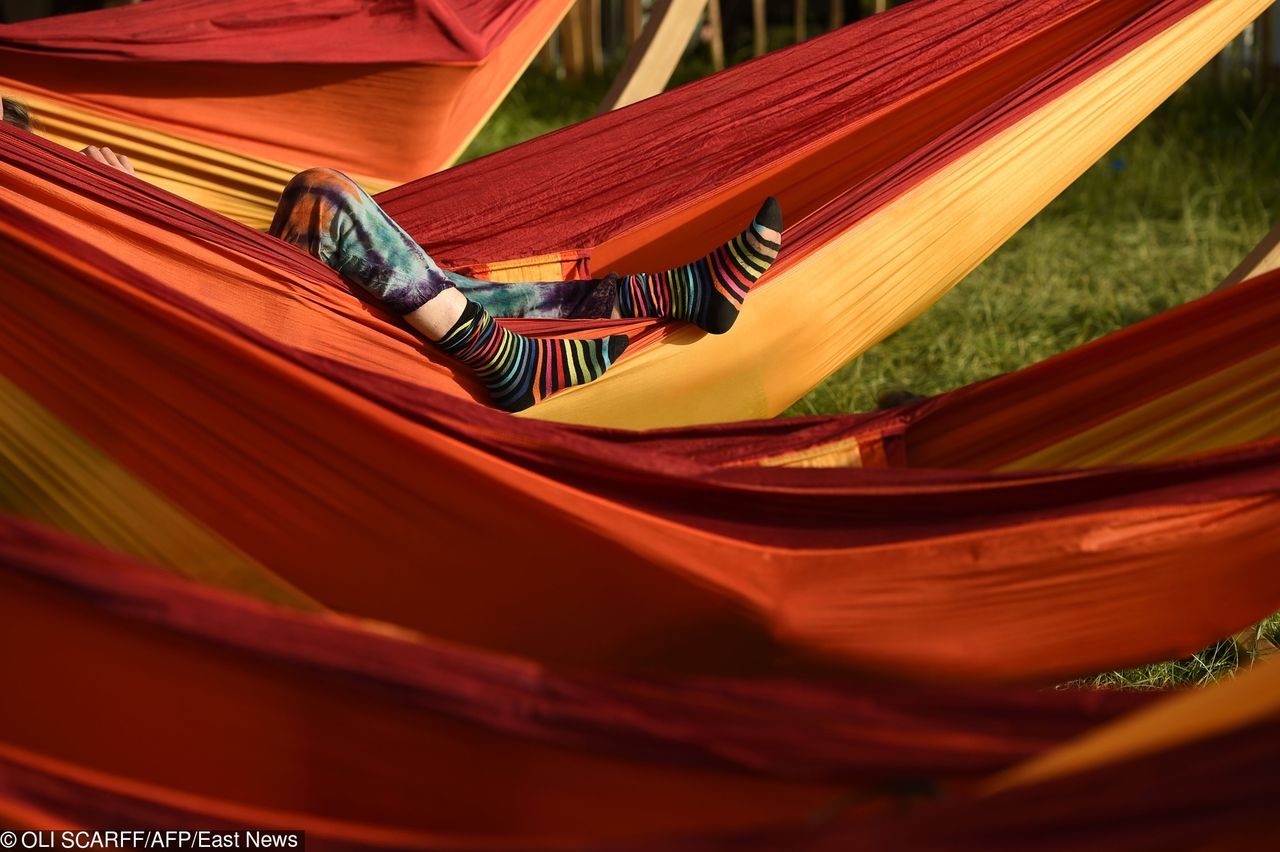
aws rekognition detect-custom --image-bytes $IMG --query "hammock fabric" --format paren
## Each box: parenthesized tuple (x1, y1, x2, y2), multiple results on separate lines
(664, 721, 1280, 850)
(2, 109, 1279, 685)
(684, 661, 1280, 850)
(1, 3, 1279, 841)
(2, 0, 1278, 686)
(0, 0, 574, 227)
(378, 0, 1271, 429)
(0, 512, 1229, 847)
(0, 514, 1276, 846)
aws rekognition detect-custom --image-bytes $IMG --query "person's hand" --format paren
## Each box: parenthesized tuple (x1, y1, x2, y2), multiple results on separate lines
(80, 145, 135, 176)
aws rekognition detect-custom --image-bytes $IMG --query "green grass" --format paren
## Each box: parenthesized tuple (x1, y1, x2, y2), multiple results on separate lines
(459, 66, 619, 162)
(1080, 614, 1280, 690)
(789, 70, 1280, 414)
(463, 56, 1280, 688)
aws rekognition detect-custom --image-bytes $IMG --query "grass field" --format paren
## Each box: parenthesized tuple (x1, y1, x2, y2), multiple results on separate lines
(463, 49, 1280, 686)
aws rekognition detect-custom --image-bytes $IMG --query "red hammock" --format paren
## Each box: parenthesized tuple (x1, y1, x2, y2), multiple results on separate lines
(2, 116, 1277, 682)
(0, 0, 573, 225)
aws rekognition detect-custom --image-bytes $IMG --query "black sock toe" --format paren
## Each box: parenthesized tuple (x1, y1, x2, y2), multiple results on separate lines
(608, 334, 629, 363)
(757, 196, 783, 234)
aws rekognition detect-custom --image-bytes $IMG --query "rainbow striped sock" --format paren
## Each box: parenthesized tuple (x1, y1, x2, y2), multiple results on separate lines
(616, 197, 782, 334)
(437, 300, 628, 412)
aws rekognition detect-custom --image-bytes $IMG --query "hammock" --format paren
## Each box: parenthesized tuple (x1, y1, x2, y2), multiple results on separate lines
(713, 661, 1280, 849)
(1, 3, 1278, 840)
(0, 0, 575, 227)
(2, 108, 1278, 683)
(0, 512, 1274, 846)
(377, 0, 1271, 428)
(1, 0, 1261, 423)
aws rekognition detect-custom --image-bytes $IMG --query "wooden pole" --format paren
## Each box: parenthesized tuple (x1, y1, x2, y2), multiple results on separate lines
(1218, 220, 1280, 289)
(598, 0, 712, 112)
(795, 0, 807, 42)
(753, 0, 766, 56)
(560, 0, 588, 78)
(540, 32, 558, 73)
(587, 0, 604, 75)
(626, 0, 644, 46)
(875, 0, 886, 13)
(1264, 5, 1280, 85)
(829, 0, 844, 30)
(707, 0, 725, 71)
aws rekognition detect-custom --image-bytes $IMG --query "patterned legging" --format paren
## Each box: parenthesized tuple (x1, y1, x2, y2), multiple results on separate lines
(268, 168, 619, 319)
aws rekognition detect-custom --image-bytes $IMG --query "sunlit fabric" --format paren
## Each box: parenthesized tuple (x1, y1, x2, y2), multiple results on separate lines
(0, 513, 1161, 845)
(379, 0, 1268, 427)
(0, 0, 574, 227)
(1, 108, 1278, 682)
(1, 1, 1279, 839)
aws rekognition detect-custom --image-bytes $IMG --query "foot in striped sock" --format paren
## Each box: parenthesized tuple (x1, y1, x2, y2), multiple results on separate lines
(616, 197, 782, 334)
(436, 300, 628, 412)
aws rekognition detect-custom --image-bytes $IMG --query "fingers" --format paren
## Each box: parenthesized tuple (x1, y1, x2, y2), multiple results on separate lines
(79, 145, 136, 176)
(98, 146, 123, 171)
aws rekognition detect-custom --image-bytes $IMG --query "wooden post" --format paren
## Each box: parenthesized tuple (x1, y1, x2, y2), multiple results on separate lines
(540, 34, 558, 73)
(830, 0, 844, 30)
(795, 0, 807, 42)
(599, 0, 713, 112)
(1264, 5, 1280, 85)
(875, 0, 887, 13)
(707, 0, 725, 71)
(626, 0, 644, 46)
(560, 0, 589, 78)
(1218, 220, 1280, 289)
(587, 0, 604, 75)
(753, 0, 766, 56)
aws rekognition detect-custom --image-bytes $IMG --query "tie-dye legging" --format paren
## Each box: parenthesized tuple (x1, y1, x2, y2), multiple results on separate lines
(268, 168, 619, 319)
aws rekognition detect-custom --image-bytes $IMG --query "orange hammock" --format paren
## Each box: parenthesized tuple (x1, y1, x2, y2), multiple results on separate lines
(0, 513, 1275, 847)
(1, 3, 1278, 840)
(3, 0, 1263, 425)
(2, 108, 1278, 684)
(1, 0, 1276, 687)
(0, 0, 575, 227)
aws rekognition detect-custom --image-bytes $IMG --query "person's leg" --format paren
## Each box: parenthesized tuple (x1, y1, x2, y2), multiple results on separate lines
(446, 196, 784, 328)
(442, 269, 620, 320)
(270, 168, 626, 412)
(614, 198, 782, 334)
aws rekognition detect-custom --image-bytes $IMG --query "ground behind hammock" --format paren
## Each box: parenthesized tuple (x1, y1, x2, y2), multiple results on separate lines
(462, 51, 1280, 686)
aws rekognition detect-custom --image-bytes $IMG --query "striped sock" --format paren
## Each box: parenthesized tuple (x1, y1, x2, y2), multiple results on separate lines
(616, 197, 782, 334)
(437, 300, 628, 412)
